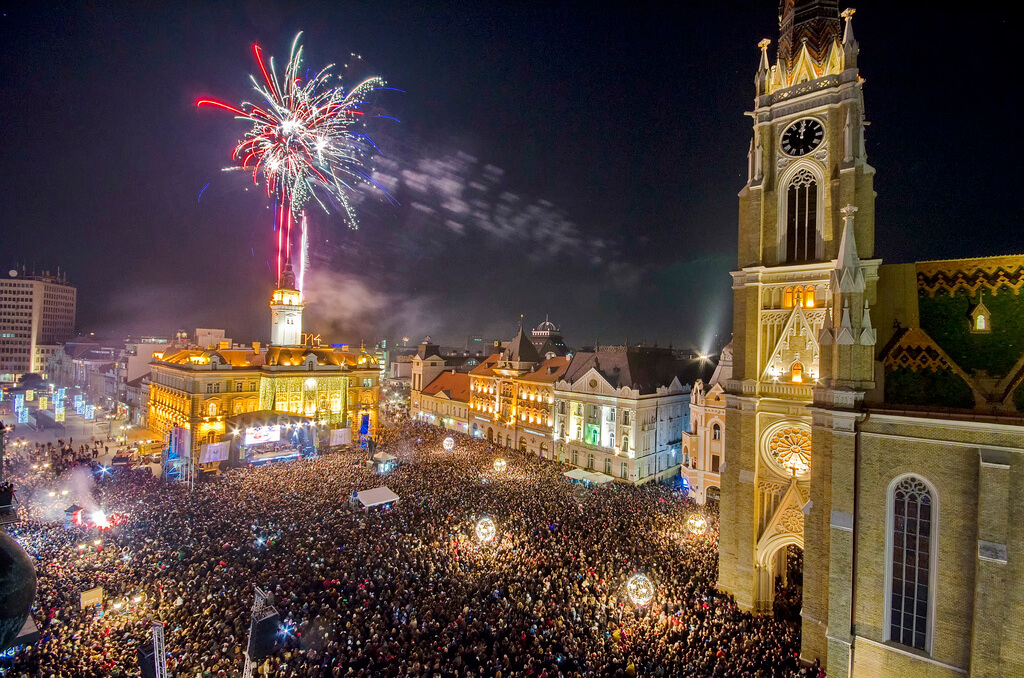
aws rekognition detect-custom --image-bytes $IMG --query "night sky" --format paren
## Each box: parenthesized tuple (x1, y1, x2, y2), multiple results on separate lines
(1, 2, 1021, 353)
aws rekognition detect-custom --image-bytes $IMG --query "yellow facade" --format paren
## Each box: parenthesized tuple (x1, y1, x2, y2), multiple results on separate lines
(149, 345, 379, 468)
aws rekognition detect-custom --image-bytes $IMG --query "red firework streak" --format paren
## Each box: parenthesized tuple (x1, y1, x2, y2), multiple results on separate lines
(197, 33, 391, 287)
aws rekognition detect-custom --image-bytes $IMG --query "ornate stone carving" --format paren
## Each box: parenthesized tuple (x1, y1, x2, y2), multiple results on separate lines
(778, 507, 804, 534)
(768, 426, 811, 476)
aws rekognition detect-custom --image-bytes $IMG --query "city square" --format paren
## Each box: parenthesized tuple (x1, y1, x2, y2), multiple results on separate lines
(2, 1, 1023, 677)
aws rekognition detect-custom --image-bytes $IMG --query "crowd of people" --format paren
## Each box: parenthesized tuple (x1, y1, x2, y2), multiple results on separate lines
(2, 421, 820, 677)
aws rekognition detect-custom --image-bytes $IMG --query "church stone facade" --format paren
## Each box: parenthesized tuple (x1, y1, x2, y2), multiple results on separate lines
(717, 3, 1024, 677)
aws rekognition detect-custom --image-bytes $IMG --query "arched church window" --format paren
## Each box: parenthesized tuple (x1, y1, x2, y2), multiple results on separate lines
(783, 288, 794, 309)
(791, 362, 803, 383)
(712, 423, 722, 440)
(785, 169, 818, 263)
(805, 286, 816, 308)
(976, 315, 986, 331)
(887, 476, 935, 652)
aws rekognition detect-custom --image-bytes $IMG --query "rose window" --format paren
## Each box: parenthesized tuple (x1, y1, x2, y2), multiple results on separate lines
(769, 426, 811, 475)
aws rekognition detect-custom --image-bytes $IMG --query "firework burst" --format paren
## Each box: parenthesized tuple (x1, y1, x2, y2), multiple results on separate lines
(198, 33, 394, 284)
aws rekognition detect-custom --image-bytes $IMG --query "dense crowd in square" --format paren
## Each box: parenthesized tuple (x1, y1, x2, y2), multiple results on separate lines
(1, 422, 818, 677)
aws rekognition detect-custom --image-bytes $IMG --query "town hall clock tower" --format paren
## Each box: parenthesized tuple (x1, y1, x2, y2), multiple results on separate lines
(717, 0, 879, 666)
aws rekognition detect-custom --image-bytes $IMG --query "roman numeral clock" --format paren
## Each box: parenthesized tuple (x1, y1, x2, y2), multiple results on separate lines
(781, 118, 824, 156)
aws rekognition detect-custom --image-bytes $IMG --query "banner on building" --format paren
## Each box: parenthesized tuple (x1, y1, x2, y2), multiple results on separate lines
(199, 441, 230, 464)
(55, 406, 65, 422)
(169, 425, 192, 460)
(329, 428, 352, 447)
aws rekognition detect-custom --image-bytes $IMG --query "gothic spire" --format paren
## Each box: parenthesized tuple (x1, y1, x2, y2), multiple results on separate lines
(777, 0, 841, 72)
(841, 8, 858, 68)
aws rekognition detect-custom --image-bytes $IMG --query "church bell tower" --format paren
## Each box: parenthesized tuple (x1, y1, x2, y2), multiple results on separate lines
(717, 2, 878, 666)
(270, 262, 303, 346)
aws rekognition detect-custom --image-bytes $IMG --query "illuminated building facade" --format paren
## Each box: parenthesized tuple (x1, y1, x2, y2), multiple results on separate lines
(149, 344, 380, 467)
(684, 343, 731, 503)
(468, 325, 570, 457)
(0, 270, 76, 381)
(718, 4, 1024, 676)
(415, 371, 471, 433)
(149, 277, 379, 469)
(553, 346, 708, 484)
(269, 264, 303, 347)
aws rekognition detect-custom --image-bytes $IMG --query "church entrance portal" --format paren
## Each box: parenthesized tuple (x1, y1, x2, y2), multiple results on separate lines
(773, 544, 803, 625)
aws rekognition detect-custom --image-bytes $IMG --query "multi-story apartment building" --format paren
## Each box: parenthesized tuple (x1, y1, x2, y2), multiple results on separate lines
(468, 326, 570, 457)
(0, 270, 76, 381)
(415, 371, 471, 434)
(553, 346, 711, 484)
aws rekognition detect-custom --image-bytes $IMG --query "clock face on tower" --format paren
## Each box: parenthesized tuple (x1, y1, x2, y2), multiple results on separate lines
(781, 118, 824, 157)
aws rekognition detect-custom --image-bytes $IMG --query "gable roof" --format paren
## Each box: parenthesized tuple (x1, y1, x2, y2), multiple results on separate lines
(562, 346, 713, 395)
(521, 356, 571, 383)
(421, 371, 471, 403)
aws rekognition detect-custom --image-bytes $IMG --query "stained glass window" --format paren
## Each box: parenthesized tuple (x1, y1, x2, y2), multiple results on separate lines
(889, 476, 933, 651)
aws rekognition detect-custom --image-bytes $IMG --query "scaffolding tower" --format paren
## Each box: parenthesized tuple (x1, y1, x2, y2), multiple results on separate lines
(151, 621, 168, 678)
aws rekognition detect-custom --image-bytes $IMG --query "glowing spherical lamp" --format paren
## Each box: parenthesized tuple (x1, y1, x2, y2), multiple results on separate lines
(686, 514, 708, 536)
(442, 436, 455, 451)
(493, 458, 506, 472)
(475, 517, 496, 543)
(626, 573, 655, 607)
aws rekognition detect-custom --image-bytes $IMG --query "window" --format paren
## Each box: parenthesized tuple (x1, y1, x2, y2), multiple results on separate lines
(888, 476, 934, 652)
(791, 362, 803, 383)
(587, 453, 594, 470)
(976, 315, 986, 331)
(805, 285, 816, 308)
(711, 455, 720, 473)
(622, 437, 630, 454)
(572, 450, 579, 466)
(207, 402, 217, 417)
(235, 381, 243, 392)
(785, 169, 818, 263)
(623, 410, 631, 425)
(712, 423, 721, 441)
(783, 287, 794, 308)
(620, 462, 628, 479)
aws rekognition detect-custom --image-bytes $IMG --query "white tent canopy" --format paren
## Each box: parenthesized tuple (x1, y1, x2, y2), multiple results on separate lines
(356, 486, 400, 508)
(372, 452, 397, 462)
(563, 469, 590, 481)
(586, 472, 615, 485)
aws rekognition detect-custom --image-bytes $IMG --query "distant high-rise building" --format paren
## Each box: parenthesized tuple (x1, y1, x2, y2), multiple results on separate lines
(0, 268, 76, 381)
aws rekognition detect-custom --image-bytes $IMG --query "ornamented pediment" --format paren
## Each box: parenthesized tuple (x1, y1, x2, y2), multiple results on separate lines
(761, 306, 820, 382)
(755, 479, 809, 565)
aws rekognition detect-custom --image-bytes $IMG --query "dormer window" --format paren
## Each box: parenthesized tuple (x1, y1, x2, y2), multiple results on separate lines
(970, 294, 991, 334)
